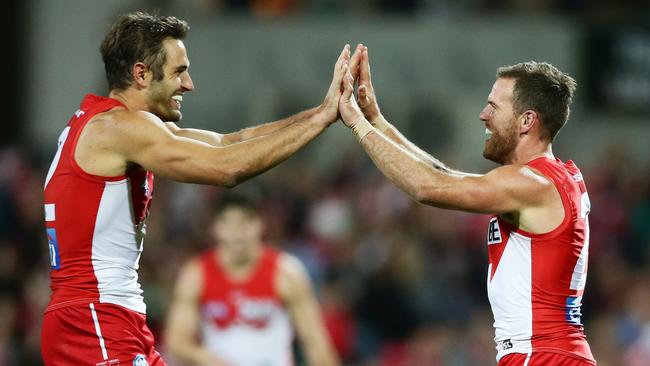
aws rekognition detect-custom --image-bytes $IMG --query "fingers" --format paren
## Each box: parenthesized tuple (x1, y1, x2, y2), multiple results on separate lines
(360, 46, 372, 86)
(332, 44, 350, 89)
(335, 44, 351, 75)
(341, 65, 355, 100)
(349, 43, 364, 81)
(358, 84, 369, 106)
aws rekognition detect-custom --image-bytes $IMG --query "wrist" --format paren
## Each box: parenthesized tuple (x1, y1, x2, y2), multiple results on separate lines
(351, 117, 375, 142)
(314, 105, 336, 127)
(311, 107, 332, 127)
(371, 114, 390, 132)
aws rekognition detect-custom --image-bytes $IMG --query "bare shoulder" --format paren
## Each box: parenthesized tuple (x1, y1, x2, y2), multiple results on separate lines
(276, 253, 310, 300)
(484, 164, 555, 205)
(173, 257, 204, 297)
(94, 109, 167, 137)
(179, 257, 203, 282)
(80, 109, 169, 152)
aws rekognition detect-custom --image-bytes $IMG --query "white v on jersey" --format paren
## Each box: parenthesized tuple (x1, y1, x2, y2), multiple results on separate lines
(486, 157, 595, 364)
(43, 94, 154, 314)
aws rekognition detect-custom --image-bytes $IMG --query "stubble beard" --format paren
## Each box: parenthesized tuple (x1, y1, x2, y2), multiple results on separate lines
(483, 123, 518, 165)
(147, 83, 182, 122)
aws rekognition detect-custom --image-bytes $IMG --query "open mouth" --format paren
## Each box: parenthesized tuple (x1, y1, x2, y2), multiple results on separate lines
(171, 95, 183, 109)
(485, 128, 492, 141)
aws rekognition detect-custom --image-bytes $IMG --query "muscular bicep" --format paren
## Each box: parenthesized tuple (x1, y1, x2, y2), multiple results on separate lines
(164, 122, 226, 146)
(117, 113, 236, 185)
(417, 165, 552, 215)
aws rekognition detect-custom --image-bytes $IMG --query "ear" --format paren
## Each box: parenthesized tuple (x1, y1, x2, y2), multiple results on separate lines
(132, 62, 151, 89)
(520, 110, 538, 135)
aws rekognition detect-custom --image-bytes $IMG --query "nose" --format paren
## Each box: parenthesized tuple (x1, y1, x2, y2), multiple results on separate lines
(479, 105, 491, 122)
(181, 73, 195, 92)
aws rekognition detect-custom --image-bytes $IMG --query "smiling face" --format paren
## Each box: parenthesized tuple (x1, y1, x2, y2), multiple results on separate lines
(211, 206, 263, 264)
(479, 78, 521, 165)
(146, 38, 194, 122)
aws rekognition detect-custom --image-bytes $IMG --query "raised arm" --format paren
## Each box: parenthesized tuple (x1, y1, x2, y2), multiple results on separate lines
(338, 66, 554, 217)
(348, 45, 463, 174)
(161, 44, 352, 148)
(85, 45, 350, 186)
(277, 254, 340, 366)
(164, 260, 231, 366)
(165, 107, 320, 147)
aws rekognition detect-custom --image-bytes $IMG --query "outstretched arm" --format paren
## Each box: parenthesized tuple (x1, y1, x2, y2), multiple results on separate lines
(165, 107, 320, 147)
(96, 45, 350, 186)
(278, 254, 340, 366)
(348, 45, 468, 176)
(338, 65, 551, 215)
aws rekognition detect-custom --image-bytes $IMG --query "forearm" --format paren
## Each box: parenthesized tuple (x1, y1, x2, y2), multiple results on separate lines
(164, 107, 319, 147)
(222, 107, 320, 145)
(208, 113, 328, 186)
(371, 116, 469, 177)
(303, 340, 340, 366)
(357, 123, 457, 202)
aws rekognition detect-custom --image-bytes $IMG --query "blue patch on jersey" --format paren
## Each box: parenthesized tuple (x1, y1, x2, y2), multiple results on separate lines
(46, 228, 61, 270)
(565, 295, 583, 325)
(133, 354, 148, 366)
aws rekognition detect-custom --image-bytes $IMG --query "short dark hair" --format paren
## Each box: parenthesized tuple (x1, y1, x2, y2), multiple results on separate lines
(212, 192, 261, 219)
(99, 11, 189, 91)
(497, 61, 577, 141)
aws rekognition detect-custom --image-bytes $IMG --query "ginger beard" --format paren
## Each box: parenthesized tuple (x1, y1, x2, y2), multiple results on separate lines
(483, 117, 519, 165)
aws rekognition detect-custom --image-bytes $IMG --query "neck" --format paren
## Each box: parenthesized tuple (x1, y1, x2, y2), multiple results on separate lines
(217, 244, 262, 272)
(508, 137, 554, 165)
(108, 88, 147, 112)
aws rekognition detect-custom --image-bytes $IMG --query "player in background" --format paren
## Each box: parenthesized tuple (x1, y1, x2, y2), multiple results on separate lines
(337, 44, 596, 366)
(164, 193, 339, 366)
(41, 11, 349, 365)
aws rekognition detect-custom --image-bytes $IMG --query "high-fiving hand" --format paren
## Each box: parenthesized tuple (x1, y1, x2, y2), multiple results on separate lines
(317, 44, 351, 126)
(338, 43, 387, 140)
(349, 44, 382, 124)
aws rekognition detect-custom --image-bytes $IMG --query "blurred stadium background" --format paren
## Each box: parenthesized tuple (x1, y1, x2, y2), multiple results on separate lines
(3, 0, 650, 365)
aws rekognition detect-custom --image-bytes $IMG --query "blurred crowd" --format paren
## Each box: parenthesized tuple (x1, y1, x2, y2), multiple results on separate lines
(157, 0, 648, 19)
(1, 139, 649, 366)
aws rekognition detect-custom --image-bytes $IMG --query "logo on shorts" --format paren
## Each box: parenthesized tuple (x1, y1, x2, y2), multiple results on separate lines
(133, 354, 148, 366)
(501, 339, 513, 350)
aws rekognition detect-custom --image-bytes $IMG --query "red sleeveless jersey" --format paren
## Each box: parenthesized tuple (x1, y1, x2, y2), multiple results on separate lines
(43, 94, 154, 314)
(198, 246, 294, 365)
(486, 157, 595, 363)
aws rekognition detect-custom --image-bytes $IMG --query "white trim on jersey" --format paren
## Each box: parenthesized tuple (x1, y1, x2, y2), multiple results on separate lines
(570, 216, 590, 291)
(488, 232, 533, 362)
(92, 180, 146, 313)
(89, 303, 109, 360)
(570, 192, 591, 291)
(44, 204, 56, 222)
(44, 127, 71, 189)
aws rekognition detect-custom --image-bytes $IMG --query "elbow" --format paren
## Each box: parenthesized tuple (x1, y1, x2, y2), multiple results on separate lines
(219, 176, 239, 188)
(411, 186, 429, 204)
(217, 166, 248, 188)
(411, 185, 438, 206)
